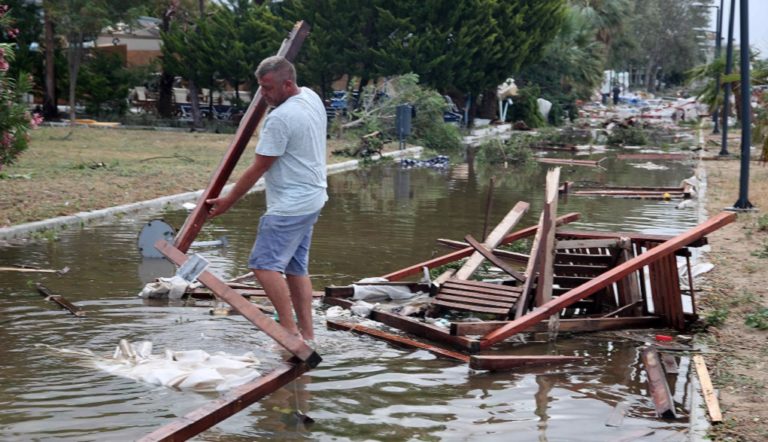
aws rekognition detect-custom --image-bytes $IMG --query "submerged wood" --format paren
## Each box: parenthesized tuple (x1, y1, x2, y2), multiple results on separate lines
(536, 157, 606, 167)
(479, 212, 736, 349)
(139, 361, 309, 442)
(616, 153, 690, 160)
(327, 320, 470, 362)
(534, 168, 560, 309)
(692, 354, 723, 423)
(382, 213, 580, 281)
(469, 355, 583, 371)
(156, 240, 321, 366)
(640, 347, 677, 419)
(35, 283, 85, 317)
(173, 21, 310, 253)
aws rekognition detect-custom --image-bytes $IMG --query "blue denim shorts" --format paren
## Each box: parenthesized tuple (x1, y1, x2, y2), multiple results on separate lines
(248, 210, 320, 275)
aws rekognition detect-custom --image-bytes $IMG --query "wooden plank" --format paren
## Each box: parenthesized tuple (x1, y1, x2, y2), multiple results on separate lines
(514, 213, 545, 319)
(463, 235, 525, 282)
(553, 264, 608, 277)
(640, 347, 677, 419)
(553, 275, 594, 289)
(326, 320, 470, 362)
(443, 279, 522, 292)
(139, 361, 308, 442)
(469, 355, 584, 371)
(173, 22, 311, 253)
(435, 294, 514, 309)
(35, 283, 85, 317)
(615, 239, 643, 317)
(693, 354, 723, 423)
(438, 288, 519, 303)
(534, 168, 560, 308)
(188, 287, 324, 298)
(556, 230, 708, 248)
(450, 316, 663, 336)
(601, 301, 643, 318)
(479, 212, 736, 349)
(536, 157, 606, 167)
(555, 239, 620, 250)
(436, 239, 530, 263)
(156, 240, 320, 366)
(432, 299, 509, 315)
(554, 253, 614, 265)
(454, 202, 530, 280)
(323, 297, 480, 352)
(661, 353, 679, 374)
(382, 213, 581, 281)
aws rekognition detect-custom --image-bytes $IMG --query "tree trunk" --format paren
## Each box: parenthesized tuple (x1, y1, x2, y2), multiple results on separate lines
(188, 80, 203, 128)
(157, 1, 179, 118)
(644, 62, 655, 92)
(67, 33, 84, 123)
(42, 8, 58, 120)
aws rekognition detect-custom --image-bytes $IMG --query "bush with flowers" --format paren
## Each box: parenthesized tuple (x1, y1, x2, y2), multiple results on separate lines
(0, 4, 40, 173)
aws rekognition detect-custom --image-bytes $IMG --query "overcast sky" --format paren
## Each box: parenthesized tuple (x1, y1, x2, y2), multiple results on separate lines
(710, 0, 768, 58)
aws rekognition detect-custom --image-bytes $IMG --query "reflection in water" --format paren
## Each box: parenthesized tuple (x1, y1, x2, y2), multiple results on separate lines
(0, 149, 698, 440)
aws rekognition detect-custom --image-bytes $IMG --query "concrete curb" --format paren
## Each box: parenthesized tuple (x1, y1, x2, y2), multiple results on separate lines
(0, 146, 423, 241)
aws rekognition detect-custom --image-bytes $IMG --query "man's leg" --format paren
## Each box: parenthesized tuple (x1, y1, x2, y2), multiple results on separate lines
(287, 274, 314, 341)
(253, 269, 301, 337)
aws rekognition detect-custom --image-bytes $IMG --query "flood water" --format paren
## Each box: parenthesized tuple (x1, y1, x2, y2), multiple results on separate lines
(0, 142, 702, 441)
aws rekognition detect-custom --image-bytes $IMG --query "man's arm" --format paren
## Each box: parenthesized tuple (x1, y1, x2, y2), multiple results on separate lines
(206, 154, 278, 218)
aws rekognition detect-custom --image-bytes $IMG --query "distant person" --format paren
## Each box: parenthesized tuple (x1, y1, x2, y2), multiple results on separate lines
(612, 85, 621, 105)
(206, 56, 328, 346)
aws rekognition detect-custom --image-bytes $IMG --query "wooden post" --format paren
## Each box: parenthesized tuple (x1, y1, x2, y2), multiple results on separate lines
(534, 168, 560, 308)
(640, 347, 677, 419)
(173, 21, 311, 253)
(480, 212, 736, 349)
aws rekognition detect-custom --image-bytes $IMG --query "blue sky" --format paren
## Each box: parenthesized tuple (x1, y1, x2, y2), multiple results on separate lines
(711, 0, 768, 58)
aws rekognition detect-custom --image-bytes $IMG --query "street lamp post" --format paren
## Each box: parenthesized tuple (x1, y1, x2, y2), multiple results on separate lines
(720, 0, 736, 156)
(712, 0, 723, 134)
(731, 0, 754, 210)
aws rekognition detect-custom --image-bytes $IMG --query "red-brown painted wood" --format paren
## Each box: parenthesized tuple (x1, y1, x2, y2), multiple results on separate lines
(479, 212, 736, 349)
(469, 355, 584, 371)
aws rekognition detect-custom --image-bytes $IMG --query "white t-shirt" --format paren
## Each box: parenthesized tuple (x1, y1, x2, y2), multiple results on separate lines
(255, 87, 328, 216)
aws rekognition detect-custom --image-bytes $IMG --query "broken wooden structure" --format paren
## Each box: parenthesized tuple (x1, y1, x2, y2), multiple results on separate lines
(561, 184, 691, 200)
(142, 21, 322, 441)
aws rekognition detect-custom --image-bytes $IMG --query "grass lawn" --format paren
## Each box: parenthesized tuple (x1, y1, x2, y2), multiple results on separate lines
(0, 126, 370, 227)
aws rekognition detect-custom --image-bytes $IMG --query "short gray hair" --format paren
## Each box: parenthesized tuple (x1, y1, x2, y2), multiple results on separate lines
(255, 56, 296, 82)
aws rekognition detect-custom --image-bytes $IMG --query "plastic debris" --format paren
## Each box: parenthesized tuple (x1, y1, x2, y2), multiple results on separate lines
(138, 275, 190, 299)
(400, 155, 450, 170)
(352, 277, 418, 301)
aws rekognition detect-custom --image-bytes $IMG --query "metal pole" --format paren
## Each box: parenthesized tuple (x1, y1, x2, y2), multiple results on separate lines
(719, 0, 736, 156)
(712, 0, 724, 134)
(732, 0, 753, 210)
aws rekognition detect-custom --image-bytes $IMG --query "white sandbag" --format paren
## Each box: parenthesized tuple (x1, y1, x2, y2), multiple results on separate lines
(352, 277, 417, 301)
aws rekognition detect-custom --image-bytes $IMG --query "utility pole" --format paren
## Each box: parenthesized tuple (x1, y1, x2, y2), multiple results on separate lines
(731, 0, 754, 210)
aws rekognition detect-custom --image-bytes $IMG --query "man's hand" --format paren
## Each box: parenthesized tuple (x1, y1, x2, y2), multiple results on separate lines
(206, 195, 235, 218)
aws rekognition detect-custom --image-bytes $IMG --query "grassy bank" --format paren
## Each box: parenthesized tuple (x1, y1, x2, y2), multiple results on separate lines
(0, 126, 372, 227)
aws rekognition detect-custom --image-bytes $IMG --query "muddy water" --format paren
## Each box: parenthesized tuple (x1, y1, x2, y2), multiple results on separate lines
(0, 146, 700, 440)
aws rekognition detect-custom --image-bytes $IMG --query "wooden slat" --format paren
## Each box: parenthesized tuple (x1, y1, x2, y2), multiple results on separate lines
(661, 353, 679, 374)
(139, 361, 308, 442)
(450, 316, 663, 336)
(469, 355, 584, 371)
(382, 213, 581, 281)
(443, 279, 522, 292)
(692, 354, 723, 423)
(441, 284, 521, 298)
(432, 300, 509, 315)
(554, 264, 608, 277)
(534, 167, 560, 308)
(438, 288, 519, 303)
(555, 239, 620, 250)
(640, 347, 676, 419)
(36, 283, 85, 317)
(173, 22, 310, 253)
(188, 288, 324, 298)
(479, 212, 736, 349)
(464, 234, 525, 282)
(553, 275, 594, 288)
(435, 294, 515, 309)
(514, 212, 545, 319)
(454, 202, 530, 280)
(554, 253, 614, 265)
(556, 230, 708, 248)
(156, 240, 320, 365)
(327, 320, 469, 362)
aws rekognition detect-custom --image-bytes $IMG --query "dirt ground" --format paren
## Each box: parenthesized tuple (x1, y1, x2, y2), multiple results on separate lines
(697, 139, 768, 441)
(1, 125, 766, 440)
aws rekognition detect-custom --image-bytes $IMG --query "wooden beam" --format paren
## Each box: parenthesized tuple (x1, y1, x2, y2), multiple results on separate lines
(173, 21, 311, 253)
(453, 202, 530, 280)
(139, 361, 308, 442)
(381, 213, 581, 281)
(463, 234, 525, 282)
(555, 230, 708, 248)
(156, 240, 320, 366)
(536, 157, 606, 167)
(323, 297, 479, 352)
(479, 212, 735, 349)
(436, 239, 529, 263)
(469, 355, 584, 371)
(640, 347, 676, 419)
(534, 167, 559, 308)
(513, 213, 544, 319)
(326, 320, 470, 362)
(35, 283, 85, 317)
(450, 316, 663, 336)
(692, 354, 723, 424)
(555, 239, 620, 250)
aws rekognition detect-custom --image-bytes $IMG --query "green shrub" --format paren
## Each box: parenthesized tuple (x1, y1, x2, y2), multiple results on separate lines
(702, 307, 729, 328)
(607, 126, 648, 146)
(476, 134, 535, 166)
(745, 308, 768, 330)
(507, 86, 545, 128)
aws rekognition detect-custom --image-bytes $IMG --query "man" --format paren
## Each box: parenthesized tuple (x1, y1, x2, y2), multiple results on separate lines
(206, 56, 327, 345)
